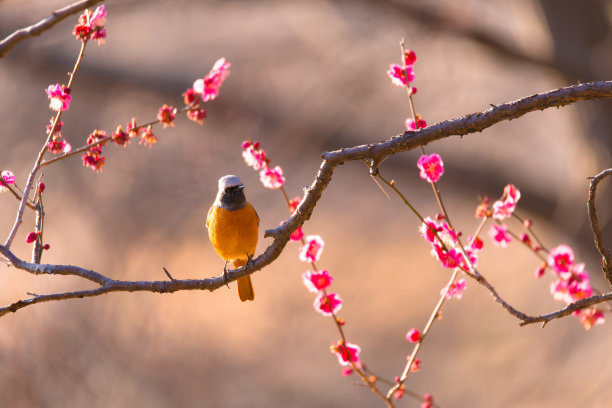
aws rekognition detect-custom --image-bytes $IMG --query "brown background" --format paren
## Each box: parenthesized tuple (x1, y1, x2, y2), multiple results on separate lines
(0, 0, 611, 406)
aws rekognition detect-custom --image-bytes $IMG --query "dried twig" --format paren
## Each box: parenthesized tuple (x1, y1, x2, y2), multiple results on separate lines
(0, 0, 104, 58)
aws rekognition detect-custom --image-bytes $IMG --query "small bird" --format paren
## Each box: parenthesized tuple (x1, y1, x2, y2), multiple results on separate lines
(206, 175, 259, 302)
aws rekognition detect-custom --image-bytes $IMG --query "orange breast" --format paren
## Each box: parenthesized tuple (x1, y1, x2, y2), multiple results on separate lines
(206, 203, 259, 261)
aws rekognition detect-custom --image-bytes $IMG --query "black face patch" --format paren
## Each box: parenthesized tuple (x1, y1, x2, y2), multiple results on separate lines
(225, 185, 243, 194)
(219, 185, 247, 211)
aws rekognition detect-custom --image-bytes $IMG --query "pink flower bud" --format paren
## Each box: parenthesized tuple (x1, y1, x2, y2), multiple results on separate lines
(26, 232, 39, 244)
(406, 328, 421, 343)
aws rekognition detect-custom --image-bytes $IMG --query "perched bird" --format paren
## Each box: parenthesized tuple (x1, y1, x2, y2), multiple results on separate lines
(206, 175, 259, 302)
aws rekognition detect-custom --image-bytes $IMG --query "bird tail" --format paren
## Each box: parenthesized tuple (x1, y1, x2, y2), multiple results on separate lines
(233, 258, 255, 302)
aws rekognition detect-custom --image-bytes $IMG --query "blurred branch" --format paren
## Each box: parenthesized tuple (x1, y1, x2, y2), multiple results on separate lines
(588, 168, 612, 285)
(0, 0, 104, 58)
(1, 81, 611, 317)
(372, 0, 603, 79)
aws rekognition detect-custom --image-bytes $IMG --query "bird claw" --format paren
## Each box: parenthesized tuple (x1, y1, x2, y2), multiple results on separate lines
(246, 254, 254, 269)
(223, 261, 230, 289)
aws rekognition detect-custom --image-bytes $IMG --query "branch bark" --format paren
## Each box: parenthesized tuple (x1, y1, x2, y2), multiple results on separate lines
(1, 81, 611, 319)
(0, 0, 104, 58)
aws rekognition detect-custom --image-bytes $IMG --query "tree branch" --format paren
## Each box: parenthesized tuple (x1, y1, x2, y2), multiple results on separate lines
(519, 292, 612, 327)
(1, 81, 611, 318)
(0, 0, 104, 58)
(588, 168, 612, 285)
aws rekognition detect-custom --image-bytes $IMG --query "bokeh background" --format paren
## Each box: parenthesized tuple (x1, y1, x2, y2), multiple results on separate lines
(1, 0, 611, 406)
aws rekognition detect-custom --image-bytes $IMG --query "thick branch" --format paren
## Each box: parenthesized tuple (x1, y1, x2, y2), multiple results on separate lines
(588, 168, 612, 285)
(0, 0, 104, 58)
(321, 81, 612, 168)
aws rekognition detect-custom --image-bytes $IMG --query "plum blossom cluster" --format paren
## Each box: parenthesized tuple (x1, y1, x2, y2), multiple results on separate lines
(386, 48, 427, 130)
(419, 216, 481, 276)
(241, 140, 285, 189)
(474, 184, 521, 247)
(77, 58, 229, 172)
(547, 245, 604, 329)
(46, 120, 71, 154)
(72, 5, 107, 44)
(240, 141, 361, 374)
(183, 57, 231, 124)
(475, 184, 605, 330)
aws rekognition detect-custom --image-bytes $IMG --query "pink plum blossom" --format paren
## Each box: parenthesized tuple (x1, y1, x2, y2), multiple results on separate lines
(488, 224, 512, 247)
(417, 153, 444, 183)
(193, 58, 231, 102)
(578, 308, 605, 330)
(90, 5, 107, 27)
(330, 341, 360, 366)
(73, 5, 107, 44)
(548, 244, 574, 276)
(45, 84, 71, 111)
(443, 279, 467, 299)
(314, 292, 342, 316)
(47, 139, 72, 154)
(405, 115, 427, 130)
(492, 184, 521, 220)
(419, 217, 440, 244)
(242, 143, 269, 170)
(302, 270, 333, 292)
(432, 244, 463, 269)
(405, 328, 421, 343)
(387, 64, 414, 87)
(290, 227, 304, 241)
(259, 166, 285, 189)
(404, 49, 417, 65)
(299, 235, 324, 263)
(1, 170, 15, 185)
(550, 262, 593, 304)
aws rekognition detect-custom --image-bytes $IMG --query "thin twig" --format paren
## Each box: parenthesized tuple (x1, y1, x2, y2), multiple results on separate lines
(5, 40, 88, 248)
(0, 0, 104, 58)
(163, 266, 176, 281)
(587, 168, 612, 285)
(386, 269, 458, 400)
(40, 106, 190, 168)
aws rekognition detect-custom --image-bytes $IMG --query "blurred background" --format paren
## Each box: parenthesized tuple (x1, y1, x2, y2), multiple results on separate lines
(0, 0, 611, 406)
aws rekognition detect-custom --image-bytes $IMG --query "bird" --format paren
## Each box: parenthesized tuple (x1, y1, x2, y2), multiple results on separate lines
(206, 175, 259, 302)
